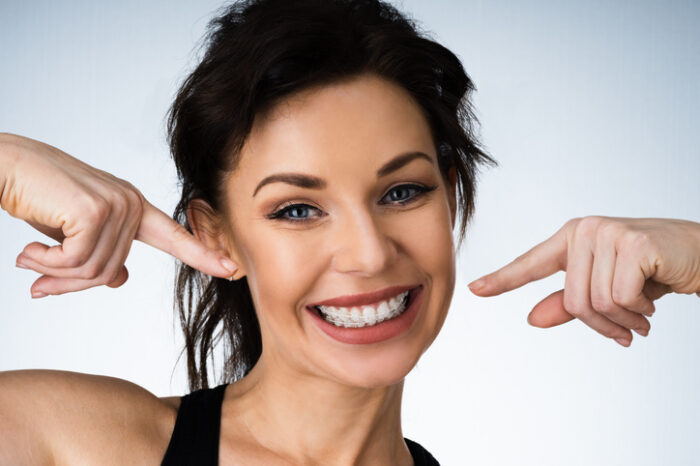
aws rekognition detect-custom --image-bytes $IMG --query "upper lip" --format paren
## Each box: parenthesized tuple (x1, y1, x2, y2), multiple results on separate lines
(308, 284, 420, 308)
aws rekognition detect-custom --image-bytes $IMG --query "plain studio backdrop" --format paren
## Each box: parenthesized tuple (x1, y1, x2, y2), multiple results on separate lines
(1, 1, 699, 464)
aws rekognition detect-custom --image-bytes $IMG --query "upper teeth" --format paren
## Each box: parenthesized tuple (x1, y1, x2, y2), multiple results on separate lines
(316, 290, 410, 328)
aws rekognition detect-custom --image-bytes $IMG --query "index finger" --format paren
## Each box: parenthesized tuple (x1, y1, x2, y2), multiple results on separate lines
(468, 222, 571, 296)
(134, 199, 237, 278)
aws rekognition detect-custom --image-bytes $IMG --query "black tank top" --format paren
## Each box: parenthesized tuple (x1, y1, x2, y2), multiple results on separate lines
(161, 383, 440, 465)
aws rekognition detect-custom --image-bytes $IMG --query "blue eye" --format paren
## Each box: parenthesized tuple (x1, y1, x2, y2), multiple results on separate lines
(384, 185, 421, 204)
(267, 183, 438, 224)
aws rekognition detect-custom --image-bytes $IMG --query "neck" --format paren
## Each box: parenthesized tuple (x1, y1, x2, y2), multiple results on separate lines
(221, 351, 413, 465)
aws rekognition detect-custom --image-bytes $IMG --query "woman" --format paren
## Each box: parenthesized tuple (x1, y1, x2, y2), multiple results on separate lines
(1, 0, 699, 464)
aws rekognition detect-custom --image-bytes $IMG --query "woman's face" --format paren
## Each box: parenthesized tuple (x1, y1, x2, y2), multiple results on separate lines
(222, 73, 457, 388)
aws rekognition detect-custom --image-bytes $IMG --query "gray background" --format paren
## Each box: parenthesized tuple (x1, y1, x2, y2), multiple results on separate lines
(1, 0, 699, 464)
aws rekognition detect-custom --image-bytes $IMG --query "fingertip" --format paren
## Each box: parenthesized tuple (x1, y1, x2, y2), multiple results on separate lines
(30, 277, 50, 298)
(526, 312, 548, 328)
(21, 243, 47, 263)
(468, 278, 486, 290)
(468, 280, 498, 297)
(219, 257, 237, 275)
(106, 266, 129, 288)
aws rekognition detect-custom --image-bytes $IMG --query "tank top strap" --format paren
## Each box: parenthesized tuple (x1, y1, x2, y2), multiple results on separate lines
(161, 383, 229, 466)
(405, 437, 441, 465)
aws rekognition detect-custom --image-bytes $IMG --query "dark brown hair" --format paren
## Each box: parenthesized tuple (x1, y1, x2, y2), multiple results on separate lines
(167, 0, 497, 391)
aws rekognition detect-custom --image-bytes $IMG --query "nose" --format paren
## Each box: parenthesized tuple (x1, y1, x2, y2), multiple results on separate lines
(331, 209, 398, 276)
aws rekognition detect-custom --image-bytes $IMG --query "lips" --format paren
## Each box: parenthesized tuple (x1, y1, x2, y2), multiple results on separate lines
(307, 284, 420, 309)
(306, 284, 425, 344)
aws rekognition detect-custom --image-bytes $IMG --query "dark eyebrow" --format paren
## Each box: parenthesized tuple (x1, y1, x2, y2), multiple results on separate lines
(252, 151, 433, 197)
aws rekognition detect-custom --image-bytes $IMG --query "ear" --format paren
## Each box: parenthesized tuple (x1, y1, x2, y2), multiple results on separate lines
(187, 198, 246, 280)
(447, 165, 457, 228)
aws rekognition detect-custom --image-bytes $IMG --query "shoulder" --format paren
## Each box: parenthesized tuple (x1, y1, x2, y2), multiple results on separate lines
(0, 369, 180, 466)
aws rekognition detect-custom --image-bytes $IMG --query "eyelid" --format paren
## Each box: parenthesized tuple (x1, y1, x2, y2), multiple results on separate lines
(267, 182, 437, 223)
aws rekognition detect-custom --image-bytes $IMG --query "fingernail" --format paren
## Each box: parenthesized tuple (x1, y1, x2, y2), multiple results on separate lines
(16, 261, 29, 269)
(633, 328, 649, 337)
(219, 257, 237, 274)
(614, 337, 631, 347)
(31, 290, 48, 299)
(468, 279, 486, 291)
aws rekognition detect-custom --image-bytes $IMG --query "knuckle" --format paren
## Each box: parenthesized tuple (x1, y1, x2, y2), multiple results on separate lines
(108, 191, 130, 217)
(559, 217, 582, 237)
(562, 294, 582, 316)
(64, 254, 88, 268)
(596, 219, 620, 242)
(125, 189, 144, 217)
(103, 268, 121, 285)
(512, 251, 533, 268)
(170, 223, 192, 244)
(575, 215, 604, 238)
(564, 217, 583, 229)
(79, 262, 102, 279)
(611, 288, 632, 307)
(590, 296, 614, 314)
(620, 229, 652, 250)
(85, 197, 110, 223)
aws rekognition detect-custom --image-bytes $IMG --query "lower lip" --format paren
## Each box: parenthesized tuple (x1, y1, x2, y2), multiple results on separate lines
(306, 285, 424, 345)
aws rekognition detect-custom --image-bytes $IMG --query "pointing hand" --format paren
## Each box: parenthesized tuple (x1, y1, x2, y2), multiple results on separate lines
(468, 216, 700, 347)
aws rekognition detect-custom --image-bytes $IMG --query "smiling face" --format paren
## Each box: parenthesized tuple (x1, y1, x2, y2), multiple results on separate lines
(218, 73, 457, 388)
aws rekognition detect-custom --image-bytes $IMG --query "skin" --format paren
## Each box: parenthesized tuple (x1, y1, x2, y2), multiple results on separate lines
(187, 73, 458, 464)
(1, 74, 699, 464)
(469, 216, 700, 347)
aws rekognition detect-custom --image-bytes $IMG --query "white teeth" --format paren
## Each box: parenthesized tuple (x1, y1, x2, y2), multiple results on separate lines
(317, 290, 411, 328)
(377, 301, 390, 320)
(362, 306, 377, 326)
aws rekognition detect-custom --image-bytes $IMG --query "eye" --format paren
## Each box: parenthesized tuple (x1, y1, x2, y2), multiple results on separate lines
(380, 184, 436, 205)
(267, 203, 323, 223)
(266, 183, 438, 224)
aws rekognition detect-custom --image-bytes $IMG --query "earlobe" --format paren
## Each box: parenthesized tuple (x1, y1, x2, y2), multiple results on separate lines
(188, 198, 246, 279)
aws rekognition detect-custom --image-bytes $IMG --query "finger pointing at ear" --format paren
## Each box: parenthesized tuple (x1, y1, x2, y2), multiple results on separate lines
(134, 198, 238, 278)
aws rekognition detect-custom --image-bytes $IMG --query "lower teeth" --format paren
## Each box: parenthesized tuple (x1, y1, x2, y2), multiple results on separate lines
(319, 293, 411, 328)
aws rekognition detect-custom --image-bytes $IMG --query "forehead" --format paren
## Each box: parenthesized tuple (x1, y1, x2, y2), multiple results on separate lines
(233, 74, 436, 182)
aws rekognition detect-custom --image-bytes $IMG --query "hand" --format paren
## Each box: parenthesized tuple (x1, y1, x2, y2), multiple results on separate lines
(467, 216, 700, 347)
(0, 134, 238, 297)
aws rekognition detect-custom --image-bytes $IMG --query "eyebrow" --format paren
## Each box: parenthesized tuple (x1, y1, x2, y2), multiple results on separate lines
(252, 151, 434, 197)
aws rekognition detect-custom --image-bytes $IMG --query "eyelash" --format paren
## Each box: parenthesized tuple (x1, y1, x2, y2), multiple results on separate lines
(266, 183, 439, 224)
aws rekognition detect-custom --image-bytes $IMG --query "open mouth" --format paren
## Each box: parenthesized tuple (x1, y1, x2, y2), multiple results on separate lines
(308, 285, 420, 328)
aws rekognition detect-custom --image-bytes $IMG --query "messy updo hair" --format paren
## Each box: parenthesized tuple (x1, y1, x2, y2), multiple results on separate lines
(168, 0, 497, 391)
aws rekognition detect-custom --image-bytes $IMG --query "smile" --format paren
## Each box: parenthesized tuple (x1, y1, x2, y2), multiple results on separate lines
(314, 290, 411, 328)
(306, 285, 424, 345)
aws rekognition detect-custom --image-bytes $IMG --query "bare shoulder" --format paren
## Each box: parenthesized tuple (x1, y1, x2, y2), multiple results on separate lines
(0, 369, 180, 466)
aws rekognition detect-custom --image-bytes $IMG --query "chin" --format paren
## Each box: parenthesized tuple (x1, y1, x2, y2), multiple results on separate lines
(320, 339, 426, 389)
(300, 282, 446, 388)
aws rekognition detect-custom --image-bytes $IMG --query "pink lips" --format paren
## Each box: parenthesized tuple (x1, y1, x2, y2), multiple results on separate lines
(307, 285, 424, 345)
(307, 284, 419, 309)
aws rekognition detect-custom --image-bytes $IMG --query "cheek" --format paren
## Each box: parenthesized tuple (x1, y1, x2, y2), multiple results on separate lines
(396, 200, 456, 332)
(241, 228, 324, 326)
(398, 200, 455, 277)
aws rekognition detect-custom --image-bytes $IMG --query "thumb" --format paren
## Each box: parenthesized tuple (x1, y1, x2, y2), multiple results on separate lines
(526, 289, 575, 328)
